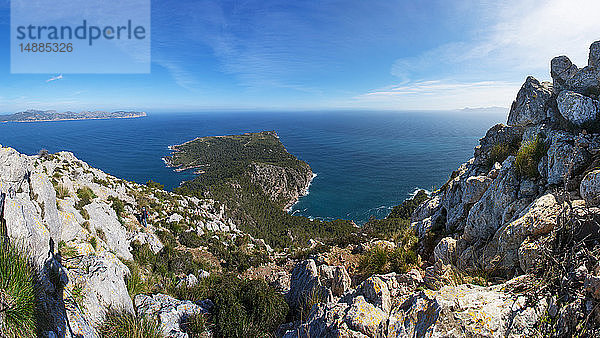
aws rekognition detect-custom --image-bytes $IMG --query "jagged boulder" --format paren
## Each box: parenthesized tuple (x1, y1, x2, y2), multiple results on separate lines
(318, 265, 352, 297)
(288, 260, 331, 312)
(462, 175, 492, 205)
(590, 40, 600, 68)
(463, 157, 519, 244)
(551, 56, 579, 93)
(30, 172, 62, 244)
(66, 251, 134, 325)
(433, 237, 457, 265)
(135, 293, 212, 338)
(344, 296, 387, 337)
(387, 281, 546, 337)
(357, 276, 391, 314)
(85, 202, 133, 260)
(493, 194, 561, 270)
(507, 76, 553, 126)
(581, 169, 600, 206)
(557, 90, 599, 126)
(546, 130, 591, 185)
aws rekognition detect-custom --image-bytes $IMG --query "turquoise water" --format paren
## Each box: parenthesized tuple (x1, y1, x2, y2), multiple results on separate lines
(0, 110, 503, 224)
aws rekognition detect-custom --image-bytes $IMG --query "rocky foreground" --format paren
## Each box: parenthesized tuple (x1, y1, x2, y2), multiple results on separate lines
(3, 41, 600, 337)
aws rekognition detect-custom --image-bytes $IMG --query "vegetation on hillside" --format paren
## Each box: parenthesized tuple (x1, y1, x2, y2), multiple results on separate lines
(170, 132, 356, 249)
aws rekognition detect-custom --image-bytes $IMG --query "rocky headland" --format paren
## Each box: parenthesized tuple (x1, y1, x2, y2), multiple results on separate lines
(0, 110, 147, 123)
(3, 41, 600, 337)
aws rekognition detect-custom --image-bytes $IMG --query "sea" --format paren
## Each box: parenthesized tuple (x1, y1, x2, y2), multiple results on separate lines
(0, 110, 504, 224)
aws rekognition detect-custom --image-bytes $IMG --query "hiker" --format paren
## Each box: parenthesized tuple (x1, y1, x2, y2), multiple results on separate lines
(141, 206, 148, 227)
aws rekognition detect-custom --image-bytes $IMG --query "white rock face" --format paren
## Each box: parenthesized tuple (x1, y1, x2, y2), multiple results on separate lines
(387, 282, 546, 337)
(85, 202, 133, 260)
(557, 90, 599, 126)
(581, 169, 600, 207)
(433, 237, 457, 265)
(507, 76, 553, 126)
(358, 276, 391, 314)
(67, 251, 134, 325)
(492, 194, 561, 270)
(344, 296, 387, 337)
(318, 265, 352, 297)
(463, 157, 519, 244)
(30, 172, 62, 244)
(546, 131, 590, 185)
(135, 293, 212, 338)
(462, 175, 492, 205)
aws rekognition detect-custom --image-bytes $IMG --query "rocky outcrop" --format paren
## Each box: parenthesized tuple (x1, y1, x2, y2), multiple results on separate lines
(387, 281, 546, 337)
(0, 146, 233, 337)
(557, 90, 599, 126)
(507, 76, 553, 126)
(581, 169, 600, 206)
(250, 162, 314, 210)
(135, 294, 212, 338)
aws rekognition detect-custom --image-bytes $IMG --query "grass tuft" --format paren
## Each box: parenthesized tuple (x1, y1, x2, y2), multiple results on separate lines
(98, 309, 163, 338)
(0, 239, 37, 338)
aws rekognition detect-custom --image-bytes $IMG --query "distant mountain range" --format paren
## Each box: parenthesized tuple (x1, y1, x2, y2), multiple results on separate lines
(0, 110, 146, 122)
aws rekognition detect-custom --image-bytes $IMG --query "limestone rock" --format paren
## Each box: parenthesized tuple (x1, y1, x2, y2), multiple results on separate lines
(288, 260, 331, 312)
(66, 251, 134, 325)
(135, 293, 212, 338)
(130, 231, 164, 254)
(318, 265, 352, 297)
(387, 282, 546, 337)
(580, 169, 600, 206)
(507, 76, 553, 126)
(493, 194, 561, 270)
(358, 276, 391, 313)
(564, 67, 600, 96)
(462, 175, 491, 205)
(546, 131, 590, 185)
(433, 237, 457, 265)
(463, 157, 519, 244)
(590, 40, 600, 68)
(3, 195, 51, 267)
(551, 55, 579, 93)
(85, 202, 133, 260)
(557, 90, 599, 126)
(30, 172, 62, 245)
(344, 296, 387, 337)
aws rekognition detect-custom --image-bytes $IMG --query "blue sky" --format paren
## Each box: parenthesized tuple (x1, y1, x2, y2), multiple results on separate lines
(1, 0, 600, 113)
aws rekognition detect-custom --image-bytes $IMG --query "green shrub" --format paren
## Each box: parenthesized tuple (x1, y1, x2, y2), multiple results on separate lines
(156, 230, 177, 249)
(58, 240, 78, 259)
(179, 231, 203, 248)
(71, 283, 84, 308)
(107, 196, 126, 220)
(81, 209, 90, 220)
(387, 190, 429, 220)
(146, 180, 164, 190)
(0, 239, 37, 338)
(92, 177, 111, 187)
(55, 184, 70, 199)
(124, 261, 146, 298)
(98, 310, 163, 338)
(358, 245, 389, 275)
(173, 275, 288, 337)
(76, 186, 97, 208)
(487, 139, 521, 168)
(181, 313, 208, 337)
(515, 136, 547, 179)
(89, 237, 98, 250)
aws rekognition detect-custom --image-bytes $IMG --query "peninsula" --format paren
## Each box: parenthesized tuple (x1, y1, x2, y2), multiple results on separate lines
(0, 109, 146, 122)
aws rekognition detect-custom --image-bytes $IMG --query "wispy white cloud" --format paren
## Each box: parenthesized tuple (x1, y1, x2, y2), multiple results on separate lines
(46, 74, 63, 83)
(376, 0, 600, 110)
(356, 79, 520, 110)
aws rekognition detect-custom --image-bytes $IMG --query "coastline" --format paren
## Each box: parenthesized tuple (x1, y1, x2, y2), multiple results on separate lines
(0, 113, 147, 123)
(285, 172, 317, 212)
